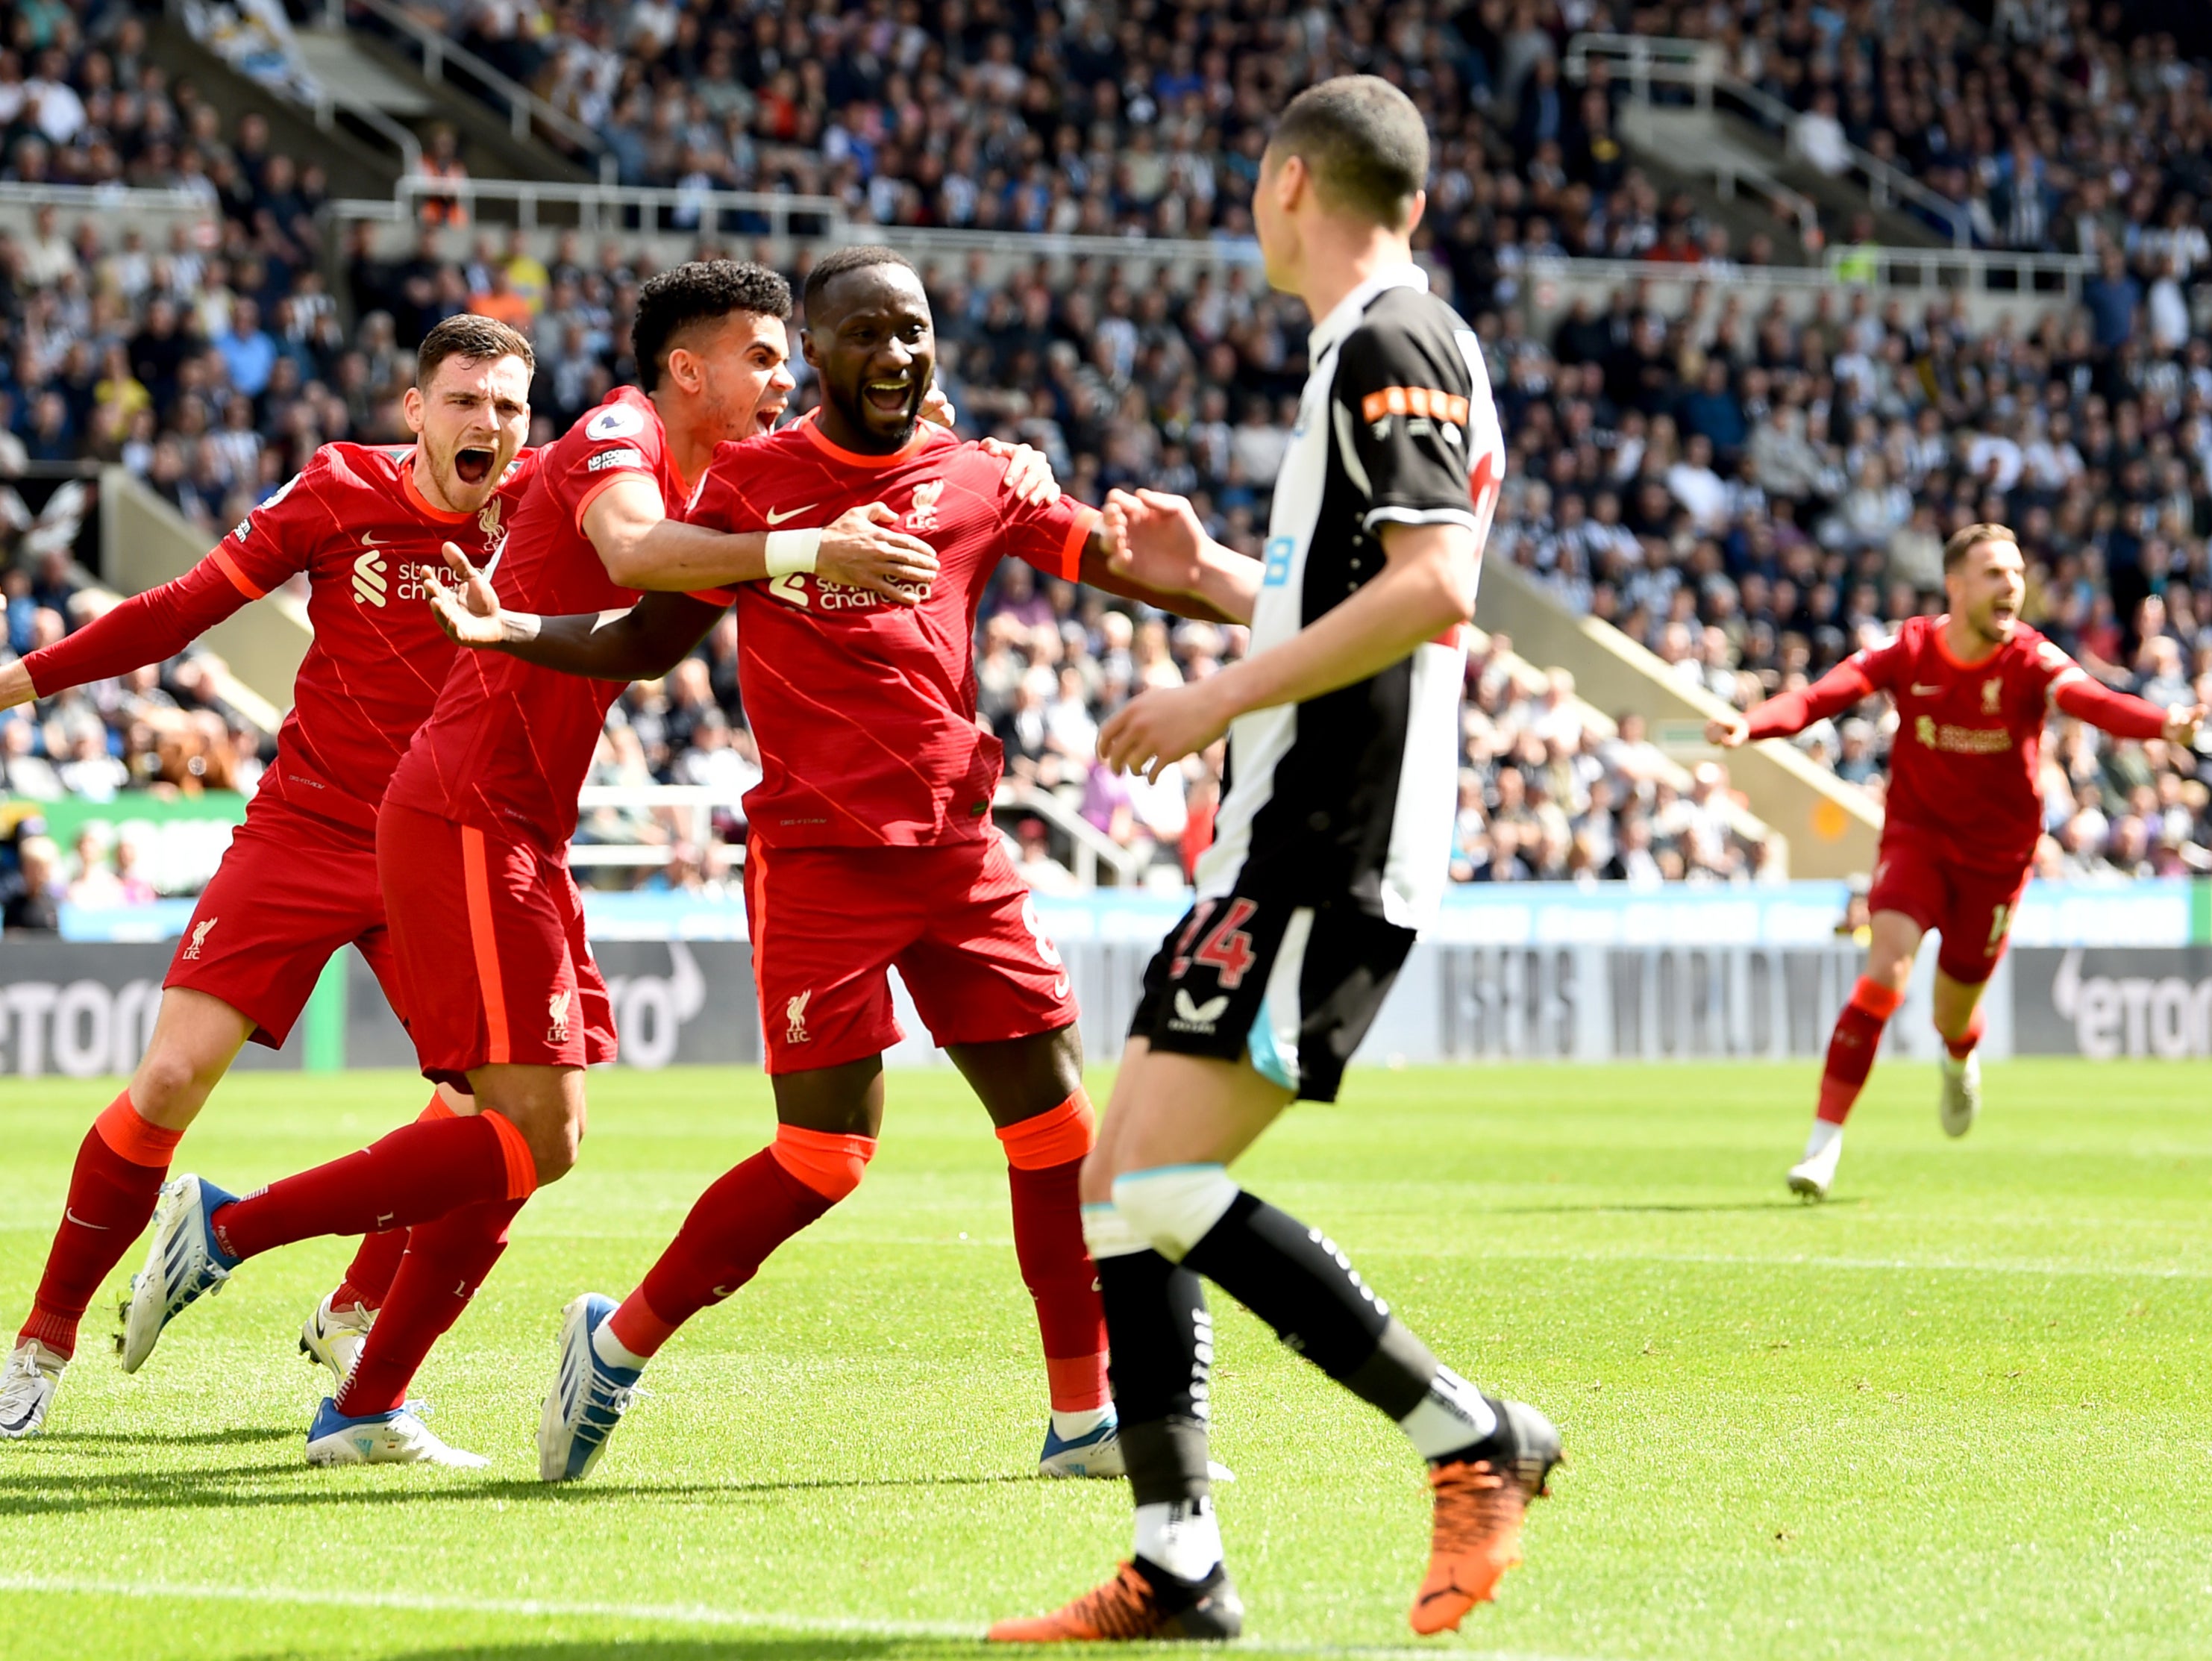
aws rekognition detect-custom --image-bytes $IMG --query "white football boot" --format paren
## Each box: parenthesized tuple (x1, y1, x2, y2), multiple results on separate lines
(1939, 1050, 1981, 1138)
(304, 1397, 488, 1468)
(119, 1175, 239, 1373)
(538, 1293, 643, 1483)
(0, 1339, 66, 1438)
(299, 1293, 375, 1389)
(1788, 1122, 1843, 1201)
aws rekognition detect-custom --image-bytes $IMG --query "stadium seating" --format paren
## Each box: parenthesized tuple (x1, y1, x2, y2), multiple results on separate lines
(3, 0, 2211, 902)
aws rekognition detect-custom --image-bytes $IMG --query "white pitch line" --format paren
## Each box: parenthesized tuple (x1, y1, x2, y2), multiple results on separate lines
(0, 1574, 1620, 1660)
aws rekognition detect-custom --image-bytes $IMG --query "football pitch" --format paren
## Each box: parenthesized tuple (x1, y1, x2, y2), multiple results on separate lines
(3, 1060, 2211, 1660)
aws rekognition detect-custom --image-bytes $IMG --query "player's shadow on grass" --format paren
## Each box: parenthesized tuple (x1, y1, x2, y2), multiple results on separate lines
(1485, 1200, 1809, 1215)
(311, 1645, 941, 1661)
(0, 1467, 1028, 1518)
(30, 1426, 295, 1449)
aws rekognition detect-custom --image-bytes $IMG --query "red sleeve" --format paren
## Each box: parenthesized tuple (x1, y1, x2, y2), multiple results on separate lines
(2052, 677, 2169, 739)
(24, 551, 254, 696)
(565, 398, 665, 531)
(219, 457, 328, 595)
(1743, 660, 1877, 739)
(1005, 487, 1102, 584)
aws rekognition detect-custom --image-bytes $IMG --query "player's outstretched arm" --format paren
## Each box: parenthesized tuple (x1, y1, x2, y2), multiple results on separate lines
(428, 542, 723, 681)
(2051, 678, 2203, 745)
(1, 552, 258, 710)
(1081, 488, 1259, 625)
(1710, 661, 1879, 748)
(583, 475, 938, 601)
(1098, 517, 1473, 781)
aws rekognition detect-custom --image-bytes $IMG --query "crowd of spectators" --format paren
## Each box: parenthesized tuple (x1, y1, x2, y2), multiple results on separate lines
(4, 0, 2212, 901)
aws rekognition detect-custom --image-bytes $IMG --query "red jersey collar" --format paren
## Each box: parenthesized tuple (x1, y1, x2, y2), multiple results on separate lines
(400, 451, 479, 525)
(797, 406, 944, 469)
(1929, 615, 2003, 672)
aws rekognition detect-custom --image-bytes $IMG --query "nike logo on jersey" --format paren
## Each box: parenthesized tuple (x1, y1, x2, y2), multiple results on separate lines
(1909, 684, 1944, 696)
(764, 504, 816, 525)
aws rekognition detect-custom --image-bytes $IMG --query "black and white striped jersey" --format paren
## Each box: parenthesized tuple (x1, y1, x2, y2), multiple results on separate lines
(1199, 264, 1503, 931)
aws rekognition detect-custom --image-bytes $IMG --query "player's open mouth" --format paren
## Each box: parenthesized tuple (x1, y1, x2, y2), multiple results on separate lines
(863, 378, 912, 415)
(754, 401, 785, 434)
(454, 448, 495, 485)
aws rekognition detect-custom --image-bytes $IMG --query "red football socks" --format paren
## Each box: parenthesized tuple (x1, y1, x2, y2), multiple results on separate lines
(211, 1110, 536, 1263)
(335, 1196, 524, 1416)
(333, 1095, 457, 1310)
(20, 1094, 183, 1359)
(1944, 1010, 1985, 1061)
(608, 1125, 876, 1360)
(1817, 977, 1905, 1126)
(998, 1092, 1110, 1413)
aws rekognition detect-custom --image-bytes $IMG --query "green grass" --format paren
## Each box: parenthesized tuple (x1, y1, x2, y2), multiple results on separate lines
(4, 1060, 2212, 1660)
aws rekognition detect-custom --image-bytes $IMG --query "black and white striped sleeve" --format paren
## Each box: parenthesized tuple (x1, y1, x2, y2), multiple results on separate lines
(1331, 318, 1483, 534)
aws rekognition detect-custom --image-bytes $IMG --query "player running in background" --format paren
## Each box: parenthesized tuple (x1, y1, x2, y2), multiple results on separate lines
(120, 262, 1050, 1463)
(994, 78, 1558, 1644)
(0, 316, 537, 1446)
(1711, 522, 2201, 1200)
(423, 244, 1255, 1486)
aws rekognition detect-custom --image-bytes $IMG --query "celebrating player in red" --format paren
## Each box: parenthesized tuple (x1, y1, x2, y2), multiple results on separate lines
(425, 244, 1256, 1484)
(1711, 522, 2202, 1199)
(118, 261, 1053, 1466)
(0, 315, 538, 1445)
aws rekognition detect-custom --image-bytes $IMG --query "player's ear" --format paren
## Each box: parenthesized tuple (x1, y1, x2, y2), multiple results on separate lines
(799, 328, 822, 372)
(401, 384, 426, 437)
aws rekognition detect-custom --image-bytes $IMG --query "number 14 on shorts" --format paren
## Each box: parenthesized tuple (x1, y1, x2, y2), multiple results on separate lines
(1171, 898, 1260, 988)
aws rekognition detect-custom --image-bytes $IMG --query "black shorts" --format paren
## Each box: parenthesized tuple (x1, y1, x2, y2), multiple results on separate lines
(1127, 886, 1414, 1103)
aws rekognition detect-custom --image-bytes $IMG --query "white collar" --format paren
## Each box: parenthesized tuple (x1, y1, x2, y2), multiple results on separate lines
(1308, 262, 1429, 359)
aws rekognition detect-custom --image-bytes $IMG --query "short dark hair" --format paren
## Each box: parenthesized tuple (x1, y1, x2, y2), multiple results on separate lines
(802, 243, 920, 322)
(1268, 75, 1430, 228)
(416, 313, 534, 386)
(1943, 522, 2017, 572)
(632, 260, 792, 392)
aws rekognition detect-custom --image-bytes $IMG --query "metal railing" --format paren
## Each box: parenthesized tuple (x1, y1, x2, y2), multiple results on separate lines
(164, 0, 419, 178)
(330, 0, 618, 184)
(1565, 31, 1974, 248)
(0, 180, 213, 217)
(1826, 244, 2095, 301)
(997, 782, 1154, 888)
(337, 176, 847, 240)
(570, 785, 727, 868)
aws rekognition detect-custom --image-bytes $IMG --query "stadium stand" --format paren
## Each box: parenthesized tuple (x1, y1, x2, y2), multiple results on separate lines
(4, 1, 2211, 907)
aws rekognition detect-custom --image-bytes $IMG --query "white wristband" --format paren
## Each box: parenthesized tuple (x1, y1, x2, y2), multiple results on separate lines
(765, 528, 821, 578)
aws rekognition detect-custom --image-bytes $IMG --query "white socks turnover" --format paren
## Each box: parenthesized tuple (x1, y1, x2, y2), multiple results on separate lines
(1136, 1497, 1223, 1582)
(1399, 1365, 1499, 1460)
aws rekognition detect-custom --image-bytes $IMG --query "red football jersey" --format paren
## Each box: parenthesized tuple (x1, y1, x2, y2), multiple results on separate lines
(386, 386, 683, 851)
(26, 442, 534, 836)
(686, 413, 1099, 849)
(1843, 616, 2083, 871)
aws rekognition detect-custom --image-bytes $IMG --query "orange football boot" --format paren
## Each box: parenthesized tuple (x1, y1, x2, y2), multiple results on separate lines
(1409, 1398, 1561, 1635)
(989, 1560, 1243, 1642)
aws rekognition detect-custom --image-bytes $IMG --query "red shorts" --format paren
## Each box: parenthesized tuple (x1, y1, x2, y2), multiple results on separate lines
(377, 802, 616, 1086)
(746, 837, 1077, 1075)
(166, 804, 404, 1048)
(1867, 837, 2030, 986)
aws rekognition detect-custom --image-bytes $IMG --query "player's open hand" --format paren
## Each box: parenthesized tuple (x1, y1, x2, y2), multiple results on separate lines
(1098, 680, 1232, 784)
(920, 387, 958, 429)
(426, 541, 511, 648)
(818, 504, 940, 605)
(980, 438, 1061, 505)
(1705, 712, 1750, 748)
(2162, 701, 2205, 747)
(1103, 488, 1207, 598)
